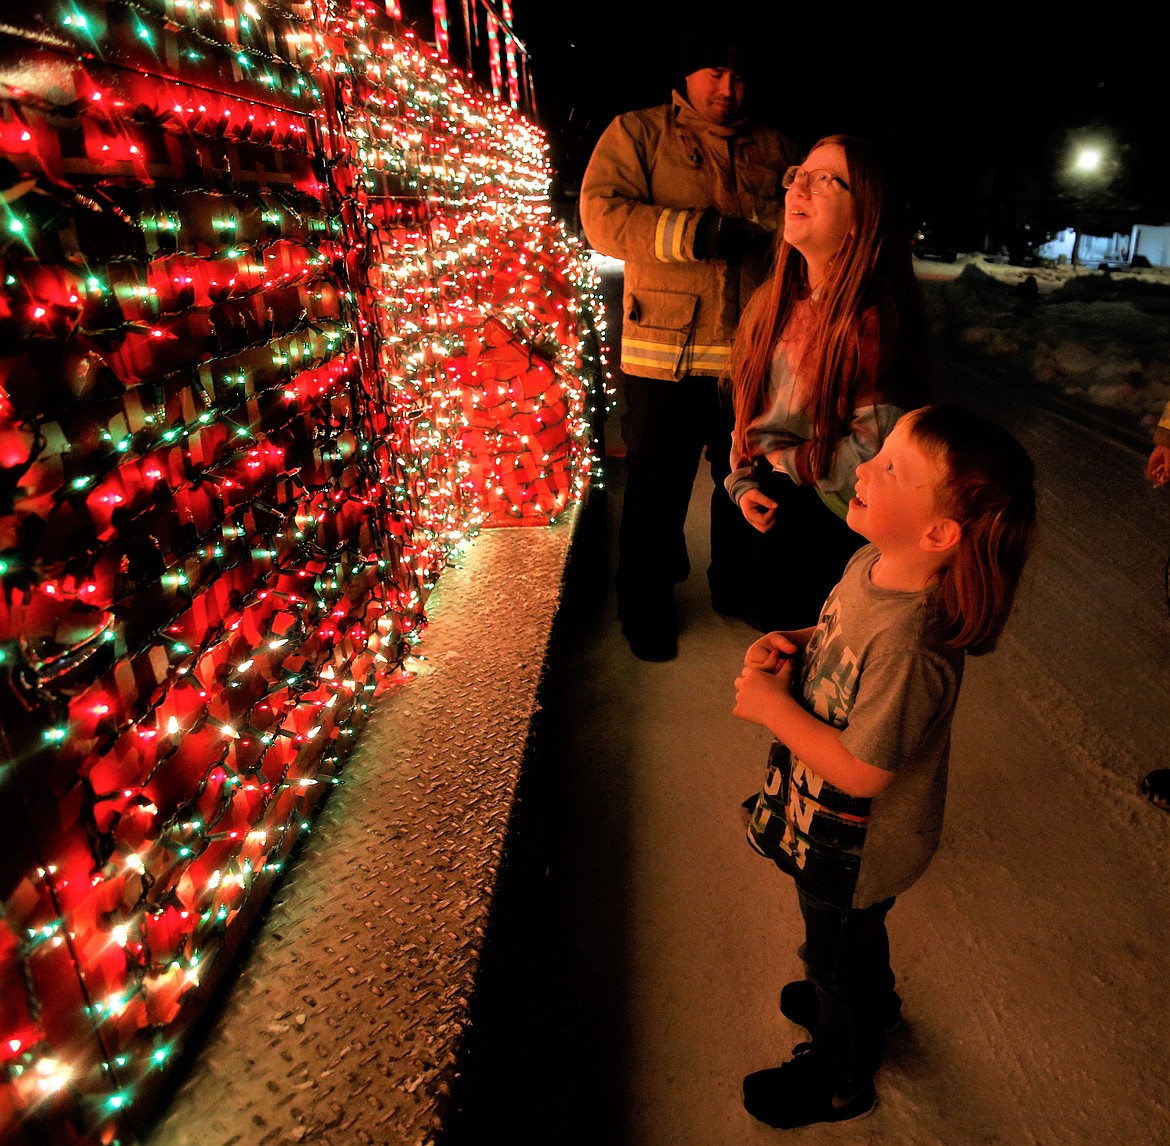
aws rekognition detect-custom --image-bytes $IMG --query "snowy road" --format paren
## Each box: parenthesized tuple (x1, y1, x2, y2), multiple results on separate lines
(457, 343, 1170, 1145)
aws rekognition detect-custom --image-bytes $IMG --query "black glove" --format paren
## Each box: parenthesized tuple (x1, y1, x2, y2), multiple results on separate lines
(695, 211, 773, 261)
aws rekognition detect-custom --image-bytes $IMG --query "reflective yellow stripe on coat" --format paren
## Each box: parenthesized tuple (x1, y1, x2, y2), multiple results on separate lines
(622, 339, 730, 380)
(654, 208, 697, 263)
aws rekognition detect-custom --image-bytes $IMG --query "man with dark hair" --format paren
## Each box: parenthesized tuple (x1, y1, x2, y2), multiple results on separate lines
(580, 28, 797, 660)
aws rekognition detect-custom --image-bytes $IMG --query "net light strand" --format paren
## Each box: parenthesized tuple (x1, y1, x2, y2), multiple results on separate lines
(0, 1, 611, 1141)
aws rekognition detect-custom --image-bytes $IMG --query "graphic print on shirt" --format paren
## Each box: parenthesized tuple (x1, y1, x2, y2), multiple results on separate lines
(800, 595, 858, 730)
(747, 590, 873, 906)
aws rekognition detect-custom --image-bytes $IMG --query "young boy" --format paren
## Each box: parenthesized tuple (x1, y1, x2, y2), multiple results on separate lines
(732, 407, 1036, 1128)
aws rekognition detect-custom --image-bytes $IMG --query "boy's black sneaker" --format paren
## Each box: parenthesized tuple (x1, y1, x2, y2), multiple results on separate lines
(779, 979, 902, 1034)
(743, 1043, 876, 1129)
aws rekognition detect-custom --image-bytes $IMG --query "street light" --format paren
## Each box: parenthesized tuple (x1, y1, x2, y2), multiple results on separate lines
(1074, 147, 1102, 174)
(1067, 142, 1108, 268)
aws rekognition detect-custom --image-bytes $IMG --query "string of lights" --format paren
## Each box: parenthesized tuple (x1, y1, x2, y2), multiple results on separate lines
(0, 0, 611, 1141)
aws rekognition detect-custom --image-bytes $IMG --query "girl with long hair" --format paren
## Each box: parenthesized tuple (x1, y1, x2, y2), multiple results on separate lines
(723, 134, 926, 631)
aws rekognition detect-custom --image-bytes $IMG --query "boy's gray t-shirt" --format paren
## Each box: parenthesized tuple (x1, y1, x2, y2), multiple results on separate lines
(747, 545, 965, 908)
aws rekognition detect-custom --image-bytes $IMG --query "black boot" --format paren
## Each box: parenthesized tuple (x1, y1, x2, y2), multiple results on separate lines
(619, 594, 677, 661)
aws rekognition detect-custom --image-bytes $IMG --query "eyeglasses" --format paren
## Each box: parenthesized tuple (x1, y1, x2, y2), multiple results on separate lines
(782, 166, 851, 195)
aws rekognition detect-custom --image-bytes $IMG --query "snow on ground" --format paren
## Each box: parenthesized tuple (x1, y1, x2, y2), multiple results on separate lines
(917, 256, 1170, 440)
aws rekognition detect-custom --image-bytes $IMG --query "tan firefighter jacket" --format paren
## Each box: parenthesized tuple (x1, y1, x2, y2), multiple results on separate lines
(579, 91, 796, 381)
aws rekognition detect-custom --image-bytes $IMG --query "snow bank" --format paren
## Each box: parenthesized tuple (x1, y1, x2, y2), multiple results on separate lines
(921, 261, 1170, 437)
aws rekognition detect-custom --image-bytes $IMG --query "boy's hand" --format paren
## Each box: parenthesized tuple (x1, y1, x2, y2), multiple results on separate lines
(733, 659, 795, 727)
(744, 631, 800, 674)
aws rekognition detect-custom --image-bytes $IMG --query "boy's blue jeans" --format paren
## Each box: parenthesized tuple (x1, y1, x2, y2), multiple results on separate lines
(796, 886, 898, 1090)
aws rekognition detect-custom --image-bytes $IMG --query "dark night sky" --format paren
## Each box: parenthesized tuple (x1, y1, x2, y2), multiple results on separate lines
(512, 2, 1169, 242)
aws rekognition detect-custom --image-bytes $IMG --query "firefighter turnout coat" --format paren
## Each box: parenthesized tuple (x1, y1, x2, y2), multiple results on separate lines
(579, 90, 795, 382)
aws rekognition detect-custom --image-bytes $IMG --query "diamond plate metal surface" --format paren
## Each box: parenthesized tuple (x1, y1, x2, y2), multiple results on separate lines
(145, 508, 579, 1146)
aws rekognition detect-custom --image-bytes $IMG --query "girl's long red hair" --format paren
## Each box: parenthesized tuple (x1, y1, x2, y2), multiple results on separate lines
(724, 134, 925, 476)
